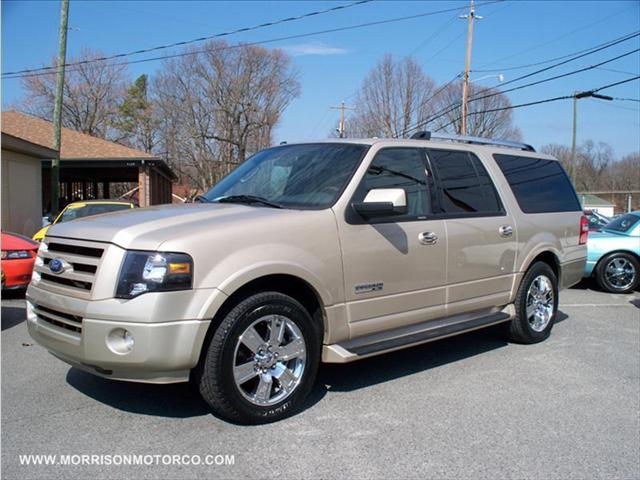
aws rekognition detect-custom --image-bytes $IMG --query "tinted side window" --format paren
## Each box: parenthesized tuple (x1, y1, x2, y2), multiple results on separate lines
(493, 154, 581, 213)
(356, 148, 431, 219)
(428, 149, 502, 215)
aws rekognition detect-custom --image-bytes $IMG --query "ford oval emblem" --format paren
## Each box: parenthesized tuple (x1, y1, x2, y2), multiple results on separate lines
(49, 258, 66, 274)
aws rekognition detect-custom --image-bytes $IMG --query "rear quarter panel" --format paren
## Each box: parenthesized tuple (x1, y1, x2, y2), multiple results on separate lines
(476, 147, 586, 295)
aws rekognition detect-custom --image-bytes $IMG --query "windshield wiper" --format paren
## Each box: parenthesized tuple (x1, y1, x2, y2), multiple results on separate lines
(216, 195, 283, 209)
(194, 195, 211, 203)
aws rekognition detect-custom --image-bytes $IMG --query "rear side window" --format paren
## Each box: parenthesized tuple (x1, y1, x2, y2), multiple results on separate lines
(428, 149, 503, 215)
(493, 155, 581, 213)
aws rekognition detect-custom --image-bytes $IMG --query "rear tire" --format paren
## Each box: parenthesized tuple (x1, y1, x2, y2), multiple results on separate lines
(509, 262, 558, 344)
(595, 252, 639, 294)
(196, 291, 321, 424)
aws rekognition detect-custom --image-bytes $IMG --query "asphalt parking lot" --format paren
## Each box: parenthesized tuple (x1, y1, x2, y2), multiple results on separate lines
(2, 284, 639, 480)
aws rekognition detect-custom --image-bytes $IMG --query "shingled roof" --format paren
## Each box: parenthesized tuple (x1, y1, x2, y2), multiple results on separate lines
(1, 111, 153, 160)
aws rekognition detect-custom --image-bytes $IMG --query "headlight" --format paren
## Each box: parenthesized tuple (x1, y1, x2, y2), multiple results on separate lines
(115, 251, 193, 299)
(1, 250, 32, 260)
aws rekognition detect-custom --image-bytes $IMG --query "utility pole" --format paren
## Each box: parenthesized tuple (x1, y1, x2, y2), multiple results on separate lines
(570, 93, 578, 182)
(51, 0, 70, 215)
(570, 90, 613, 186)
(459, 0, 481, 136)
(331, 101, 354, 138)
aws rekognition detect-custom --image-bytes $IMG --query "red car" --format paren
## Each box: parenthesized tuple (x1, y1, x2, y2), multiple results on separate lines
(1, 232, 39, 290)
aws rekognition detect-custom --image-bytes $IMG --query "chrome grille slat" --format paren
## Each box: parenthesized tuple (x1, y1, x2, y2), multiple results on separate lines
(40, 273, 92, 290)
(35, 264, 94, 283)
(40, 252, 100, 267)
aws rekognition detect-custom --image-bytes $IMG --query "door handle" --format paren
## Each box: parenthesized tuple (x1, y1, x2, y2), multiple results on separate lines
(499, 225, 513, 238)
(419, 232, 438, 245)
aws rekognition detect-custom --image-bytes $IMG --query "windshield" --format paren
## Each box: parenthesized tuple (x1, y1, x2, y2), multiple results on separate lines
(203, 143, 369, 209)
(58, 204, 131, 223)
(603, 213, 640, 233)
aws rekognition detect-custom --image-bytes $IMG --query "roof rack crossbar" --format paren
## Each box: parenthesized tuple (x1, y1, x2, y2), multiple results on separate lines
(409, 131, 535, 152)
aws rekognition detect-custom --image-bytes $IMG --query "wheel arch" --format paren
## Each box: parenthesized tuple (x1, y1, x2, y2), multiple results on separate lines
(194, 274, 326, 371)
(522, 250, 561, 280)
(592, 249, 640, 276)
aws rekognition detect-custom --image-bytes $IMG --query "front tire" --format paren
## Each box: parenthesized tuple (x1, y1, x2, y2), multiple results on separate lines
(197, 292, 321, 424)
(595, 252, 639, 294)
(509, 262, 558, 344)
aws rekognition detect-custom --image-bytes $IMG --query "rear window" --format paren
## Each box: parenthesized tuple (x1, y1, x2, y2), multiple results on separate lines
(493, 155, 581, 213)
(603, 213, 640, 233)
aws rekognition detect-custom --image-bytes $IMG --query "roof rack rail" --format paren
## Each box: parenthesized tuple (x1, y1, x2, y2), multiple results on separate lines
(409, 131, 535, 152)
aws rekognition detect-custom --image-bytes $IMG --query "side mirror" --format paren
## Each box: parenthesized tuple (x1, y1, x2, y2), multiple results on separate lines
(352, 188, 407, 217)
(42, 215, 53, 227)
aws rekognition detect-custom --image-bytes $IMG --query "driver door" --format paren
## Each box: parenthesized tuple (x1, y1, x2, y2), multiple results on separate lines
(336, 147, 447, 338)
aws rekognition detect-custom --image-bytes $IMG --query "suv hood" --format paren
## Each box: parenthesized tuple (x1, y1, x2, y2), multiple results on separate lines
(46, 203, 293, 250)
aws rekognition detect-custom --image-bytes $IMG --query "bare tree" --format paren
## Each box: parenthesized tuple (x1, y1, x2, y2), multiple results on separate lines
(154, 40, 300, 192)
(608, 152, 640, 192)
(345, 55, 436, 138)
(18, 48, 128, 139)
(430, 81, 522, 140)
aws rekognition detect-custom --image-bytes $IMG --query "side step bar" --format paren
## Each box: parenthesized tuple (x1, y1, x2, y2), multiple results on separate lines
(323, 311, 511, 363)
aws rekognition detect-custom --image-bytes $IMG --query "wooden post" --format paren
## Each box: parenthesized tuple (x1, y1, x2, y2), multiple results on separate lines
(138, 165, 150, 207)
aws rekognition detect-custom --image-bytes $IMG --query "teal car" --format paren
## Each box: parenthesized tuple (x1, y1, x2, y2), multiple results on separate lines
(584, 211, 640, 293)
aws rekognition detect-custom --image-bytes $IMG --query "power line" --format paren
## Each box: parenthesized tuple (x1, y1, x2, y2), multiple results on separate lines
(593, 99, 640, 112)
(400, 32, 640, 136)
(417, 48, 638, 134)
(472, 31, 640, 73)
(432, 76, 640, 133)
(473, 6, 635, 70)
(2, 0, 505, 81)
(2, 0, 373, 78)
(468, 48, 639, 105)
(592, 76, 640, 93)
(613, 97, 640, 102)
(475, 32, 639, 92)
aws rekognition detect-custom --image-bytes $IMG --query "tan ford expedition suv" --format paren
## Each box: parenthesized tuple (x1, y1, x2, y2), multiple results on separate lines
(26, 133, 587, 424)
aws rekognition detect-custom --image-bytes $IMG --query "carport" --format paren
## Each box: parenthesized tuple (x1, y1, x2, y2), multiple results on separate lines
(40, 157, 175, 210)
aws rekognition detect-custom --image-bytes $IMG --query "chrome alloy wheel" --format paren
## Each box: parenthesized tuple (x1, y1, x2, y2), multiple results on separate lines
(604, 256, 637, 291)
(233, 315, 307, 407)
(526, 275, 555, 332)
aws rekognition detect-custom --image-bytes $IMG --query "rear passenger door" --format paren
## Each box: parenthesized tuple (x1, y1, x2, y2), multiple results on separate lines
(427, 149, 517, 313)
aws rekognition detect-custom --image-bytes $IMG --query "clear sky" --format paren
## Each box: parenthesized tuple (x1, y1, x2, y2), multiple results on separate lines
(2, 0, 639, 156)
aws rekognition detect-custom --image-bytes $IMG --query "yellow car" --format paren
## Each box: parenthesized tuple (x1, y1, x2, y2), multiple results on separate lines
(33, 200, 135, 241)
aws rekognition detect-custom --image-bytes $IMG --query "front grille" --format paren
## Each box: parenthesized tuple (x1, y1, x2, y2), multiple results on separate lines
(36, 238, 105, 298)
(34, 304, 83, 334)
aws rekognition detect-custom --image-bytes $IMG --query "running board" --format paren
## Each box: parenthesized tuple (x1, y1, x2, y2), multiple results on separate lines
(322, 310, 512, 363)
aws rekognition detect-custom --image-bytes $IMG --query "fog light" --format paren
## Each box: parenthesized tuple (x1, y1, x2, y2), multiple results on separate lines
(107, 328, 134, 354)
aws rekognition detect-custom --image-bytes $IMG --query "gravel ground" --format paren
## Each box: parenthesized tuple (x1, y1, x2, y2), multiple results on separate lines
(2, 284, 639, 480)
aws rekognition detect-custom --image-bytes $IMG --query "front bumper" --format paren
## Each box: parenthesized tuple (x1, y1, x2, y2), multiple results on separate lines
(26, 284, 225, 383)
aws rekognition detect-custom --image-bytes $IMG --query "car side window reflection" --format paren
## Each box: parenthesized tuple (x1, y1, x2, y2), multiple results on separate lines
(357, 148, 431, 219)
